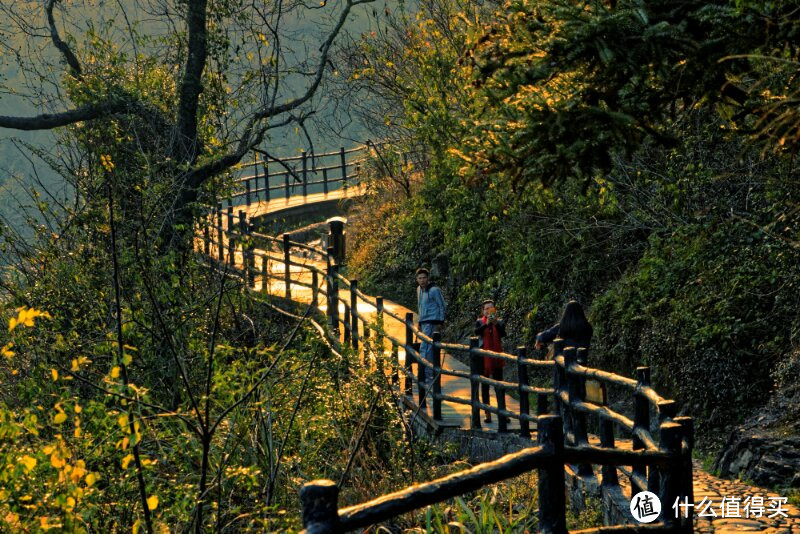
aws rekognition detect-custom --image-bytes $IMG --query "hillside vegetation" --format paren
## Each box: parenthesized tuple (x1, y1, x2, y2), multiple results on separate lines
(345, 0, 800, 449)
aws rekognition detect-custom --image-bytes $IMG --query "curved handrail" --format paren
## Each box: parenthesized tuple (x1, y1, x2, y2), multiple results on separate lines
(195, 166, 694, 534)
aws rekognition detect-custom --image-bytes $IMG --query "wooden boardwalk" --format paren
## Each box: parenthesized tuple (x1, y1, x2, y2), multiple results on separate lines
(201, 189, 520, 433)
(236, 184, 366, 221)
(255, 253, 522, 433)
(201, 187, 800, 533)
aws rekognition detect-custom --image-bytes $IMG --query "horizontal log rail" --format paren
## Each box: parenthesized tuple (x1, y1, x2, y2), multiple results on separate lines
(196, 167, 695, 533)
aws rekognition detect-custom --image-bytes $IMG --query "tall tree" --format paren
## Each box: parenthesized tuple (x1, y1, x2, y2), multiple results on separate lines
(0, 0, 372, 248)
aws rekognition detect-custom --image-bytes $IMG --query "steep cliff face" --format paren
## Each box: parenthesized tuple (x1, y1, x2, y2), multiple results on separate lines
(714, 354, 800, 488)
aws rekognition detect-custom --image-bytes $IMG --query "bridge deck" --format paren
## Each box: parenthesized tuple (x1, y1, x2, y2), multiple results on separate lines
(229, 185, 366, 221)
(199, 191, 800, 533)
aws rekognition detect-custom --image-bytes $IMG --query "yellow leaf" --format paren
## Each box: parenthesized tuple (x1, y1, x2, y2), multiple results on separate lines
(42, 445, 54, 455)
(74, 404, 82, 414)
(133, 519, 142, 534)
(147, 495, 158, 510)
(3, 511, 19, 526)
(50, 453, 65, 469)
(51, 369, 58, 381)
(122, 353, 132, 365)
(121, 454, 134, 469)
(20, 455, 37, 472)
(118, 414, 129, 428)
(110, 366, 120, 379)
(1, 342, 14, 358)
(85, 472, 97, 486)
(53, 413, 67, 424)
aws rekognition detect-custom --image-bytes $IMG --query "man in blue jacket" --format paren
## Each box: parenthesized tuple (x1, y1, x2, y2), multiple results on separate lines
(415, 268, 446, 383)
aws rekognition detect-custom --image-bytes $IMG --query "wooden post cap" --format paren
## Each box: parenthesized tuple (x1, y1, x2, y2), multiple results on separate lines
(300, 479, 339, 530)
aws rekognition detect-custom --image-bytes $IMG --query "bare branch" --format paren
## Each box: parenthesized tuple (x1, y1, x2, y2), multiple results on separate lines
(254, 0, 374, 120)
(0, 100, 130, 131)
(45, 0, 82, 78)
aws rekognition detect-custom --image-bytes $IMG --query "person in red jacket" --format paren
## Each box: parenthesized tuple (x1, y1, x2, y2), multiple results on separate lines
(474, 299, 507, 423)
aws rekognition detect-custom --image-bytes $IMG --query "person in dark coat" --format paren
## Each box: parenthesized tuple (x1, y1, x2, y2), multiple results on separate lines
(475, 299, 506, 423)
(535, 300, 593, 351)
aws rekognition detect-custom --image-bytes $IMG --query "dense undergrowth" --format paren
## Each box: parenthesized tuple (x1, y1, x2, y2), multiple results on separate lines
(344, 0, 800, 450)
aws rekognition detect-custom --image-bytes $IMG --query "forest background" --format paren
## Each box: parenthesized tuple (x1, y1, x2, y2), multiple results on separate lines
(1, 0, 799, 531)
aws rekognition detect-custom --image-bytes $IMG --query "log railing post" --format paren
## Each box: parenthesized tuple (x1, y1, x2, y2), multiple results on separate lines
(282, 233, 291, 299)
(299, 480, 340, 533)
(284, 170, 290, 199)
(469, 336, 481, 430)
(328, 218, 345, 266)
(342, 302, 351, 345)
(599, 416, 619, 487)
(417, 333, 427, 408)
(651, 400, 678, 492)
(674, 416, 695, 533)
(226, 206, 234, 265)
(339, 147, 347, 190)
(237, 210, 247, 271)
(246, 220, 255, 288)
(322, 167, 329, 195)
(202, 215, 211, 255)
(328, 261, 339, 335)
(496, 374, 508, 433)
(253, 152, 260, 201)
(216, 203, 224, 263)
(632, 366, 651, 494)
(311, 270, 319, 310)
(537, 393, 549, 416)
(562, 346, 577, 445)
(404, 312, 414, 397)
(261, 253, 269, 294)
(552, 339, 566, 417)
(391, 345, 399, 386)
(567, 347, 592, 476)
(349, 280, 359, 351)
(537, 415, 567, 534)
(432, 331, 442, 421)
(264, 163, 271, 202)
(302, 150, 308, 198)
(517, 346, 531, 438)
(657, 422, 683, 528)
(574, 347, 590, 445)
(245, 178, 251, 206)
(375, 296, 384, 374)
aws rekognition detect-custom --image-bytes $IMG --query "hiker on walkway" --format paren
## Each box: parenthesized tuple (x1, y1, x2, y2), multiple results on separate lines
(475, 299, 507, 423)
(416, 268, 446, 383)
(534, 300, 593, 353)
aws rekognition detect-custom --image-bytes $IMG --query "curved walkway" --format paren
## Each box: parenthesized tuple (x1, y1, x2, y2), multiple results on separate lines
(203, 192, 800, 532)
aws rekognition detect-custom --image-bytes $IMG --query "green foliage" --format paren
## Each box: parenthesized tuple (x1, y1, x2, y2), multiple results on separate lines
(592, 219, 800, 430)
(420, 473, 540, 533)
(348, 0, 800, 447)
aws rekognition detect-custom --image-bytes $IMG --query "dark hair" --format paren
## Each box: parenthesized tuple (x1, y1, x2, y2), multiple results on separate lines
(481, 299, 495, 308)
(558, 300, 593, 344)
(415, 267, 430, 276)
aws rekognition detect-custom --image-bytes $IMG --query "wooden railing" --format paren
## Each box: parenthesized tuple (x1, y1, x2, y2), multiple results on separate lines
(224, 144, 371, 207)
(196, 184, 695, 534)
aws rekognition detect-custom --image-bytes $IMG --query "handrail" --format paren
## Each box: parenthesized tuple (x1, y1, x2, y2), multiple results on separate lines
(335, 442, 555, 531)
(196, 166, 695, 534)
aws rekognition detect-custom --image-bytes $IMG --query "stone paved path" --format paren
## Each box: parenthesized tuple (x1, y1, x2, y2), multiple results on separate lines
(691, 460, 799, 533)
